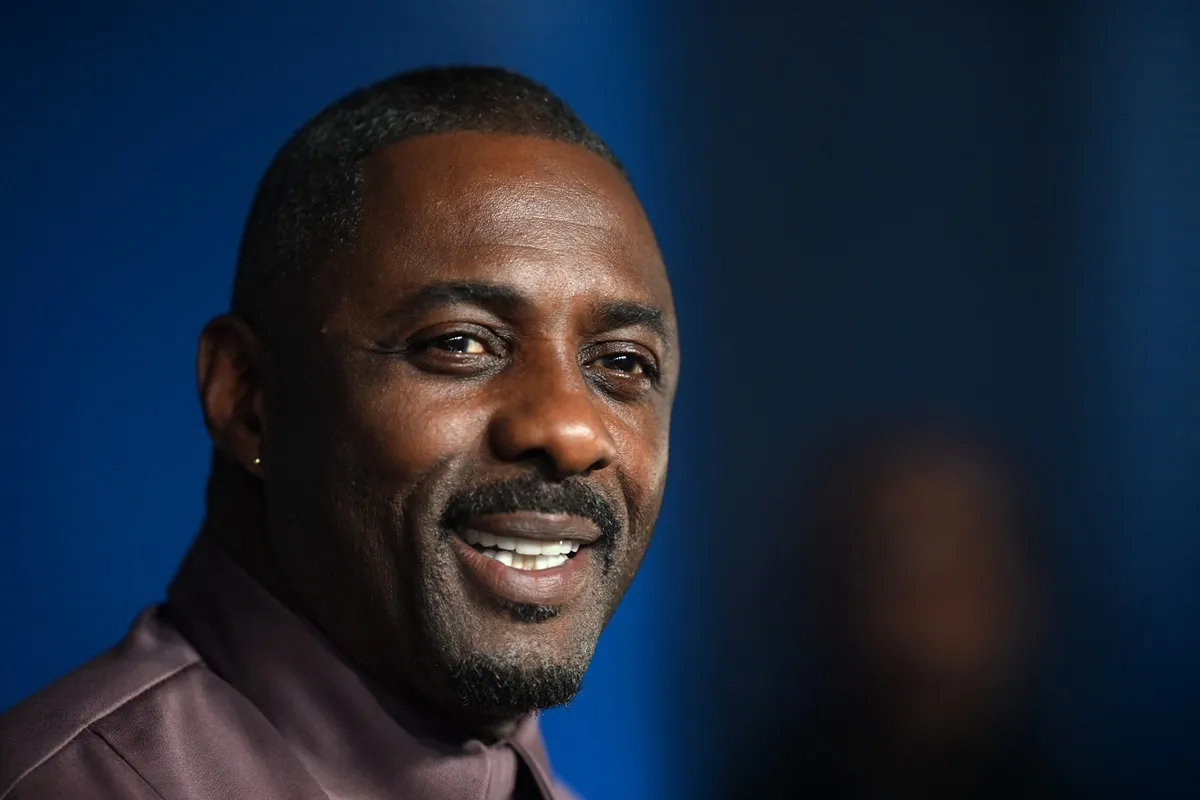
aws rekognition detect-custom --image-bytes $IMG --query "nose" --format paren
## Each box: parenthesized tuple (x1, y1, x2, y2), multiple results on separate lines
(488, 363, 617, 479)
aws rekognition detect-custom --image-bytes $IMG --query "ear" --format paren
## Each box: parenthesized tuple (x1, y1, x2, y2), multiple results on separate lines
(197, 314, 266, 478)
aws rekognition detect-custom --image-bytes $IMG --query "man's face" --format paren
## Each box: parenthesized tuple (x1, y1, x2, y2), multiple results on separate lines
(260, 133, 677, 724)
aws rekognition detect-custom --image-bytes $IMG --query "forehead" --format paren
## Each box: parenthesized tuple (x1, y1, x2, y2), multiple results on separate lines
(338, 132, 671, 312)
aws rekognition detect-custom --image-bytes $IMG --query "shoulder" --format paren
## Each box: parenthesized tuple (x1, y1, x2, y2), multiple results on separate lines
(0, 607, 201, 799)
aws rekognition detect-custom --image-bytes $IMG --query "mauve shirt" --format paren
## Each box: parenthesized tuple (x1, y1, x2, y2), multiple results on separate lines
(0, 534, 579, 799)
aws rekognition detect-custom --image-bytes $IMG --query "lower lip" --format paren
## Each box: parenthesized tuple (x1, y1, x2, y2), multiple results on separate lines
(451, 536, 593, 607)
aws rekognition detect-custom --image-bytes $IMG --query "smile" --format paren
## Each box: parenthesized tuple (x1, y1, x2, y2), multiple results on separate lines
(448, 511, 600, 608)
(460, 530, 582, 571)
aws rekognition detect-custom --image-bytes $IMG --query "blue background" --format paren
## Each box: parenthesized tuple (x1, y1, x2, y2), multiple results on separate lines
(2, 1, 1197, 797)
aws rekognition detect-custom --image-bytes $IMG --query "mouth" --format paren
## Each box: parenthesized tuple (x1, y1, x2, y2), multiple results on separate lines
(459, 530, 583, 571)
(448, 511, 600, 608)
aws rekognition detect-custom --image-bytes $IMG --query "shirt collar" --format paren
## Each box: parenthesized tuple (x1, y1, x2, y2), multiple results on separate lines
(166, 532, 568, 800)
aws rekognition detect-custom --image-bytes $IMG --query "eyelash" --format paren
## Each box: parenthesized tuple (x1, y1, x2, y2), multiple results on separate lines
(412, 332, 661, 385)
(593, 351, 660, 382)
(423, 333, 492, 355)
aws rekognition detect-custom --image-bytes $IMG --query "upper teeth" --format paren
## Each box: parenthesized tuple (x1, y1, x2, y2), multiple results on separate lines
(462, 531, 582, 556)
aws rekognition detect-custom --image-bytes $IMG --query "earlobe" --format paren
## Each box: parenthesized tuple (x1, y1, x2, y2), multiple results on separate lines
(197, 314, 266, 477)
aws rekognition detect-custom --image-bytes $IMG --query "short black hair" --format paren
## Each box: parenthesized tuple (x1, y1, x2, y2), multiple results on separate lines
(232, 65, 626, 336)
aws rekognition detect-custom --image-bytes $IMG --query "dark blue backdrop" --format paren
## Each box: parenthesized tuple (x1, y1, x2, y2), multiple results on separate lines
(696, 2, 1200, 796)
(3, 1, 1198, 797)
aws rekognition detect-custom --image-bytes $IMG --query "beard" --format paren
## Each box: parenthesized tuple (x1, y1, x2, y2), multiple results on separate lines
(311, 468, 624, 723)
(410, 550, 606, 720)
(408, 471, 620, 717)
(411, 558, 603, 719)
(446, 653, 587, 717)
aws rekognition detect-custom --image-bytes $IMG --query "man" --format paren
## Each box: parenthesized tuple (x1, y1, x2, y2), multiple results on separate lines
(740, 423, 1066, 799)
(0, 66, 679, 799)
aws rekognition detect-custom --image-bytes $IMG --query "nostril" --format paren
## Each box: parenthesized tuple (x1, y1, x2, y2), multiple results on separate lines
(488, 391, 616, 478)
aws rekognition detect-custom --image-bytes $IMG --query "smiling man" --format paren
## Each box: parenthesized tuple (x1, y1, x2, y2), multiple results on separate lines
(0, 67, 678, 800)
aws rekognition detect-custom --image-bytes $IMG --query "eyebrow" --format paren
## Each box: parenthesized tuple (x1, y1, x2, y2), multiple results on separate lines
(384, 281, 671, 346)
(384, 282, 526, 322)
(593, 300, 670, 344)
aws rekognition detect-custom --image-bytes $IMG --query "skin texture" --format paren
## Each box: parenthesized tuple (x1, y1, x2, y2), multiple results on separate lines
(196, 132, 678, 739)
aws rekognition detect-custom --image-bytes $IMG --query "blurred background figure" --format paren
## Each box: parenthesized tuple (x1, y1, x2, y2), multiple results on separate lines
(737, 423, 1065, 800)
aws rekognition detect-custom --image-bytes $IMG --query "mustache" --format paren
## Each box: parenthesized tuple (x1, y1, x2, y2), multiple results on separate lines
(440, 472, 622, 545)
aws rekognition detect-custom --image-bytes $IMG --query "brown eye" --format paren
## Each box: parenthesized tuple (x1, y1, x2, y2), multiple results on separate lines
(596, 353, 646, 375)
(430, 334, 488, 354)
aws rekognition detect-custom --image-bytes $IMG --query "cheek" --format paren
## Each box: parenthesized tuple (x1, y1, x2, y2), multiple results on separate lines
(331, 363, 492, 483)
(608, 405, 670, 536)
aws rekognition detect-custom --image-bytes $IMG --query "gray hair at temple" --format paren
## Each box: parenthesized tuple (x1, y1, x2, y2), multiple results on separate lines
(231, 65, 628, 338)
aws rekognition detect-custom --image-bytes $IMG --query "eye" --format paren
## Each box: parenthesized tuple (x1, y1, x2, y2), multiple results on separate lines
(403, 328, 503, 376)
(586, 347, 661, 399)
(428, 333, 488, 354)
(595, 353, 647, 375)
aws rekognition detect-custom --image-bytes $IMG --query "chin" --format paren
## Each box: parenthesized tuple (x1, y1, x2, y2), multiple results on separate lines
(446, 654, 586, 717)
(409, 547, 612, 714)
(424, 612, 605, 717)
